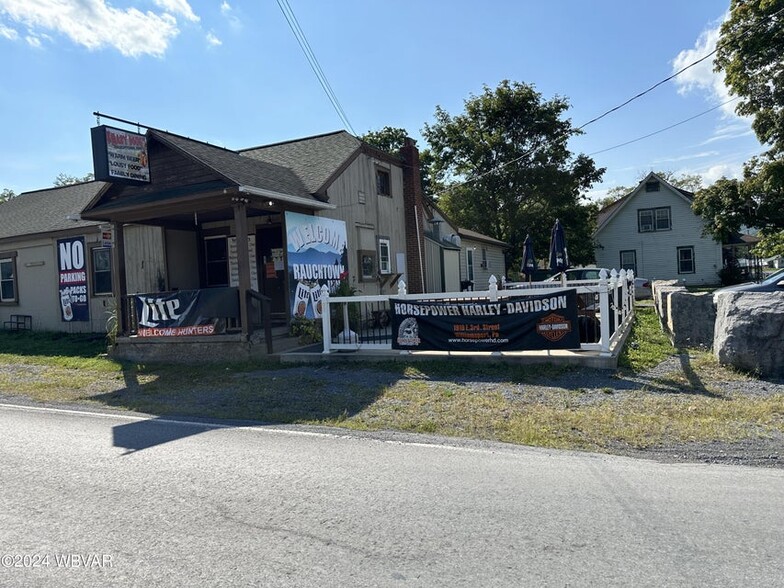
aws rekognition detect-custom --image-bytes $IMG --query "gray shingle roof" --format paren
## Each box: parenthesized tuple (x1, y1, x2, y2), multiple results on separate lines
(0, 182, 107, 241)
(151, 130, 313, 199)
(239, 131, 362, 194)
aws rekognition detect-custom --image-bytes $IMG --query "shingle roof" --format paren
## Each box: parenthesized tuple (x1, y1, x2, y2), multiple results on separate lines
(457, 227, 510, 248)
(0, 182, 107, 240)
(150, 130, 313, 199)
(239, 131, 362, 194)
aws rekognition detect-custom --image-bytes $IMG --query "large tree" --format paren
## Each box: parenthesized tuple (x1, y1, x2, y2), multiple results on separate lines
(421, 80, 604, 267)
(700, 0, 784, 255)
(360, 126, 437, 196)
(0, 188, 15, 202)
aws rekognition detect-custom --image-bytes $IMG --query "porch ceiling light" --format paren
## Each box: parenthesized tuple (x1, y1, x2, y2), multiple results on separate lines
(267, 200, 274, 207)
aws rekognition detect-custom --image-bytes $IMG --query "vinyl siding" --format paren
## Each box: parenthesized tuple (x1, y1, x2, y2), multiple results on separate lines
(595, 183, 722, 286)
(460, 238, 506, 289)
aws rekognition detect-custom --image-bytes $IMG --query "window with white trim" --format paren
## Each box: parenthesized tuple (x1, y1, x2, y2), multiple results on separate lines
(620, 250, 637, 274)
(378, 238, 391, 274)
(0, 256, 17, 302)
(677, 246, 695, 274)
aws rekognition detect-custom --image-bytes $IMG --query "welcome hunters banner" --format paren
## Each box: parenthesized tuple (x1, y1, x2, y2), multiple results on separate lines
(390, 290, 581, 351)
(133, 288, 239, 337)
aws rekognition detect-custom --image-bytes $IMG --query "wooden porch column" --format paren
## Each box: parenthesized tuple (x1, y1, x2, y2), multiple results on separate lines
(111, 223, 128, 335)
(232, 197, 252, 339)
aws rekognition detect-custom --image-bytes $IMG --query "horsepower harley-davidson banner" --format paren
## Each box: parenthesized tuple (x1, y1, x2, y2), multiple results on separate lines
(133, 288, 239, 337)
(390, 290, 580, 351)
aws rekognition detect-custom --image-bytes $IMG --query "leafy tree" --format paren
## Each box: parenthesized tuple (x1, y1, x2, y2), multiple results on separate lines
(0, 188, 15, 202)
(715, 0, 784, 156)
(53, 172, 94, 187)
(421, 80, 604, 267)
(360, 127, 438, 196)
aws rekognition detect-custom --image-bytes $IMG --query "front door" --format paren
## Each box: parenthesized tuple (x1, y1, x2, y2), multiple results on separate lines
(256, 224, 287, 321)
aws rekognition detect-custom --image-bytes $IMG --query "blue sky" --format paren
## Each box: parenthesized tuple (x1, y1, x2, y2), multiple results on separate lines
(0, 0, 764, 200)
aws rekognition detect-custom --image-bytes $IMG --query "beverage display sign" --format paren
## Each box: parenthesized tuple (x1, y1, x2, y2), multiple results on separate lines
(285, 212, 348, 319)
(57, 236, 90, 322)
(91, 125, 151, 184)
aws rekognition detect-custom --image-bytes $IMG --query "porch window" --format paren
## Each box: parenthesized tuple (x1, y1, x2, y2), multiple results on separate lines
(0, 256, 17, 302)
(91, 248, 113, 295)
(205, 236, 229, 287)
(378, 238, 391, 274)
(678, 246, 695, 274)
(620, 250, 637, 274)
(466, 249, 474, 282)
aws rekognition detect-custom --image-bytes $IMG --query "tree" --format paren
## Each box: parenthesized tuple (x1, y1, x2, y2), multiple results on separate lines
(421, 80, 604, 267)
(360, 127, 438, 197)
(0, 188, 15, 202)
(715, 0, 784, 156)
(53, 172, 94, 187)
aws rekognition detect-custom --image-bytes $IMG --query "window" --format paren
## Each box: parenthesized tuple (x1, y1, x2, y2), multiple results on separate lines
(92, 248, 113, 295)
(204, 236, 229, 286)
(376, 168, 391, 196)
(466, 249, 474, 281)
(638, 207, 671, 232)
(645, 181, 660, 192)
(620, 250, 637, 274)
(358, 250, 376, 282)
(481, 248, 488, 269)
(378, 238, 391, 274)
(0, 255, 17, 302)
(678, 246, 695, 274)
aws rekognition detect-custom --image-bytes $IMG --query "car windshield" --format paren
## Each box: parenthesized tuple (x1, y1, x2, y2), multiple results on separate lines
(761, 268, 784, 285)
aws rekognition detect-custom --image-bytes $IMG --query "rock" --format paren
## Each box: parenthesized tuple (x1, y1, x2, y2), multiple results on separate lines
(652, 280, 685, 333)
(714, 292, 784, 377)
(667, 291, 716, 348)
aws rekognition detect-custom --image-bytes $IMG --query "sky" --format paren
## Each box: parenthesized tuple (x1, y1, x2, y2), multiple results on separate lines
(0, 0, 765, 200)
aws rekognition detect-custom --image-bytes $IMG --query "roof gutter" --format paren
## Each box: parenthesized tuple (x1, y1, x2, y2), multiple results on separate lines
(238, 185, 335, 210)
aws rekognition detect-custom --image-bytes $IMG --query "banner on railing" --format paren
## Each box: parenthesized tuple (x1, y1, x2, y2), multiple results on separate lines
(390, 290, 580, 351)
(133, 288, 239, 337)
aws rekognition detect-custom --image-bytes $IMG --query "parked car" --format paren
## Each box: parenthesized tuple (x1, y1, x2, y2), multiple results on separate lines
(713, 268, 784, 303)
(545, 268, 652, 299)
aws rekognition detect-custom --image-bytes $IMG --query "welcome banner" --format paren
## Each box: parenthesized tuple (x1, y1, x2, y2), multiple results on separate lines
(390, 290, 580, 351)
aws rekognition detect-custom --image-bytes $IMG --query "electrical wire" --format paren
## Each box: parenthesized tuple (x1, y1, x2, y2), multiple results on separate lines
(276, 0, 356, 135)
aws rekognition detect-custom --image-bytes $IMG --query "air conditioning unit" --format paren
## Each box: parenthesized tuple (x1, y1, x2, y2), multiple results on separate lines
(450, 234, 462, 247)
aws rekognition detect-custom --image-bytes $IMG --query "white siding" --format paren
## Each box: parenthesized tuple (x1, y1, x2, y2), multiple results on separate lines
(596, 183, 723, 286)
(460, 238, 506, 289)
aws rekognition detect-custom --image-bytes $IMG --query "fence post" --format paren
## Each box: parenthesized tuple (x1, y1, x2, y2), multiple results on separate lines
(489, 275, 498, 302)
(599, 268, 611, 355)
(398, 279, 407, 297)
(627, 269, 635, 315)
(321, 288, 332, 354)
(619, 269, 628, 322)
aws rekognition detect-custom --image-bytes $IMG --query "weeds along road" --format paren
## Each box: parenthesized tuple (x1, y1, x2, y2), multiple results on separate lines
(1, 402, 783, 587)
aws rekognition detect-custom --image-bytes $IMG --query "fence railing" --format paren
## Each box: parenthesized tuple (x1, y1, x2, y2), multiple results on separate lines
(321, 269, 636, 356)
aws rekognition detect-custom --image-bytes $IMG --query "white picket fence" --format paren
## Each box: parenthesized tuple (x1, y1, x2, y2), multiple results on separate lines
(321, 269, 637, 356)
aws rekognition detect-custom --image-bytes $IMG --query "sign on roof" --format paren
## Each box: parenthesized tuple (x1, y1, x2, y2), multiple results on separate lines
(91, 125, 151, 184)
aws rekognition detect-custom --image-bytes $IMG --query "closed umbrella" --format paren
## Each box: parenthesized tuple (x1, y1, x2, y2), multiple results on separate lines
(520, 234, 537, 283)
(548, 218, 569, 286)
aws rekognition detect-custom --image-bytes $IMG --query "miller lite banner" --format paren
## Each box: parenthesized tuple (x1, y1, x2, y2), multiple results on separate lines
(390, 290, 580, 351)
(57, 236, 89, 322)
(91, 125, 151, 184)
(133, 288, 239, 337)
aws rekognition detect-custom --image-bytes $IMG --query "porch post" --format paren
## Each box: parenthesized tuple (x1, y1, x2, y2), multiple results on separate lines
(232, 197, 252, 339)
(111, 223, 128, 335)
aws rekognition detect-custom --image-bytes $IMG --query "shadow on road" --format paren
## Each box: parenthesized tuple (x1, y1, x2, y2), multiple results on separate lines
(113, 417, 215, 454)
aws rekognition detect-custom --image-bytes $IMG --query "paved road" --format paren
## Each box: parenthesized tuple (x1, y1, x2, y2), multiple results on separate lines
(1, 402, 783, 587)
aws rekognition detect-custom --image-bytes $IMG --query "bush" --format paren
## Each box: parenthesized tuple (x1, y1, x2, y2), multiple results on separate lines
(290, 317, 322, 345)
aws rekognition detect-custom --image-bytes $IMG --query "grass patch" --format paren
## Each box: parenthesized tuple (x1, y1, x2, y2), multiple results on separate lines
(618, 305, 676, 372)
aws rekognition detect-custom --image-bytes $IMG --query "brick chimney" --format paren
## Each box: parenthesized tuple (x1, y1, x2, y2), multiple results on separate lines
(400, 137, 426, 293)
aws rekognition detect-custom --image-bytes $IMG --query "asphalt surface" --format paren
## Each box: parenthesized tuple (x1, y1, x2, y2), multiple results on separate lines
(1, 402, 783, 587)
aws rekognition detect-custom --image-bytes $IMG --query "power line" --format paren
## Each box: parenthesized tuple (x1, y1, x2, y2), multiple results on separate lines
(588, 97, 739, 156)
(275, 0, 356, 135)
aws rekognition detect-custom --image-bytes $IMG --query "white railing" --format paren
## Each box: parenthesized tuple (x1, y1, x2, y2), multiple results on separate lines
(320, 269, 636, 356)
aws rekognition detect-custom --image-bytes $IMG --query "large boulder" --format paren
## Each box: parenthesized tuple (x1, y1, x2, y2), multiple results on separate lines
(667, 291, 716, 348)
(652, 280, 684, 332)
(714, 292, 784, 377)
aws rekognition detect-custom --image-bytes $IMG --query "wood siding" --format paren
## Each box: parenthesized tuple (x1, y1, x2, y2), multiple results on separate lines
(320, 154, 407, 295)
(124, 225, 167, 294)
(596, 183, 722, 286)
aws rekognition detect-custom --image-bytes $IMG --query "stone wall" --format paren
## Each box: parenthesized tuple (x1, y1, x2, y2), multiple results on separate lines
(667, 291, 716, 348)
(714, 292, 784, 378)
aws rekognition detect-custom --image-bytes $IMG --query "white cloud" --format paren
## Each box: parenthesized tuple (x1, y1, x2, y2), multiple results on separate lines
(699, 122, 755, 145)
(220, 1, 231, 15)
(671, 18, 738, 117)
(698, 163, 743, 185)
(206, 31, 221, 47)
(0, 22, 18, 39)
(25, 34, 41, 47)
(220, 0, 242, 30)
(153, 0, 198, 23)
(0, 0, 189, 57)
(653, 151, 719, 164)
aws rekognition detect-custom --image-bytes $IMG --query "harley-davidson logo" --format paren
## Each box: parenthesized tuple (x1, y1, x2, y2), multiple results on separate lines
(536, 313, 572, 342)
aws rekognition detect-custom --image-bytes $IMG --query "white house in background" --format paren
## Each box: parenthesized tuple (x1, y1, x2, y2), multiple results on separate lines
(595, 172, 723, 286)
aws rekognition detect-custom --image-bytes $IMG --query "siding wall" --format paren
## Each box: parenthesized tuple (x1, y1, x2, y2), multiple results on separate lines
(595, 185, 723, 286)
(460, 238, 506, 289)
(124, 225, 166, 294)
(320, 154, 407, 295)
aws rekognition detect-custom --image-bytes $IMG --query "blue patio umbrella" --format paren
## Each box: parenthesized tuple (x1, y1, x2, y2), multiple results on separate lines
(520, 234, 537, 282)
(548, 219, 569, 284)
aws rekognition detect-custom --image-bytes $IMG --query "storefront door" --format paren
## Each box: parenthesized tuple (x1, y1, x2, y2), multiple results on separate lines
(256, 225, 287, 320)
